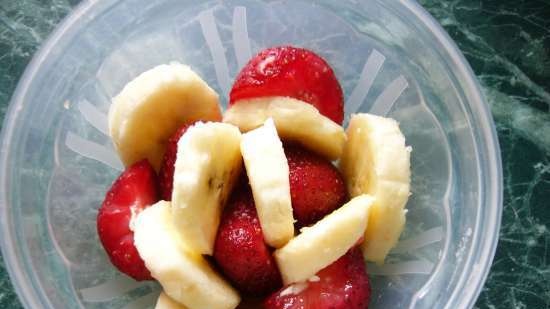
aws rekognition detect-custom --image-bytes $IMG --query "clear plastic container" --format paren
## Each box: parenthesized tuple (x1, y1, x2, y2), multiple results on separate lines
(0, 0, 502, 308)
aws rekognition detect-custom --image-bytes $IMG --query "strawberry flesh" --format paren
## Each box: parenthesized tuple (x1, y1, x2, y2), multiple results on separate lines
(230, 46, 344, 124)
(264, 247, 371, 309)
(285, 143, 348, 227)
(158, 124, 192, 201)
(213, 179, 282, 296)
(97, 160, 159, 281)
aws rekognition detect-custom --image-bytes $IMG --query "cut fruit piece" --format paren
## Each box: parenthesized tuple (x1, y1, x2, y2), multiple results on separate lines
(274, 195, 373, 284)
(229, 46, 344, 124)
(240, 119, 294, 248)
(213, 181, 283, 296)
(155, 292, 188, 309)
(224, 96, 345, 161)
(109, 62, 222, 171)
(96, 160, 159, 281)
(158, 124, 193, 201)
(171, 122, 242, 255)
(284, 143, 348, 228)
(134, 201, 241, 309)
(340, 113, 411, 264)
(265, 248, 371, 309)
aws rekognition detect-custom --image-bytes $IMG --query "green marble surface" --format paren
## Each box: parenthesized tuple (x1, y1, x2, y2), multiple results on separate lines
(0, 0, 549, 308)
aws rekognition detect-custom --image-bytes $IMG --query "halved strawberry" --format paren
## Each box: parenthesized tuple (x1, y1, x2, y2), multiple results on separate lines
(285, 143, 348, 227)
(265, 247, 371, 309)
(97, 160, 160, 281)
(230, 46, 344, 124)
(213, 179, 282, 296)
(158, 124, 192, 201)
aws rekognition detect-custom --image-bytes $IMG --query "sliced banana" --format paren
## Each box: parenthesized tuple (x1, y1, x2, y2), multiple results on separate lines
(224, 96, 345, 160)
(109, 62, 222, 171)
(340, 113, 411, 264)
(274, 195, 373, 285)
(134, 201, 241, 309)
(171, 122, 242, 255)
(155, 292, 188, 309)
(240, 118, 294, 248)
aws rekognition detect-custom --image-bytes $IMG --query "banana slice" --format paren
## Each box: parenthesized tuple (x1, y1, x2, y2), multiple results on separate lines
(224, 97, 345, 160)
(171, 122, 242, 255)
(155, 292, 188, 309)
(274, 195, 373, 285)
(134, 201, 240, 309)
(240, 118, 294, 248)
(109, 62, 222, 171)
(340, 113, 411, 264)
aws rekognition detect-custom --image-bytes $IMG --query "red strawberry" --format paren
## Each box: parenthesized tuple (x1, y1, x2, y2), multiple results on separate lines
(213, 181, 282, 296)
(265, 247, 371, 309)
(158, 124, 191, 201)
(97, 160, 160, 281)
(285, 143, 348, 227)
(230, 46, 344, 124)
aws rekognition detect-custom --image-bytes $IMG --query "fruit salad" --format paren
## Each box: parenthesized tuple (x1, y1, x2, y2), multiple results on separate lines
(97, 46, 411, 309)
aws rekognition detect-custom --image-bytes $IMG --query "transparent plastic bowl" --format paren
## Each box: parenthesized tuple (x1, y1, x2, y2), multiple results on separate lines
(0, 0, 502, 308)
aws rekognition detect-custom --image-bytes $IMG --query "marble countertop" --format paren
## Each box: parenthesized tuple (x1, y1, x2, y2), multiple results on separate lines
(0, 1, 549, 308)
